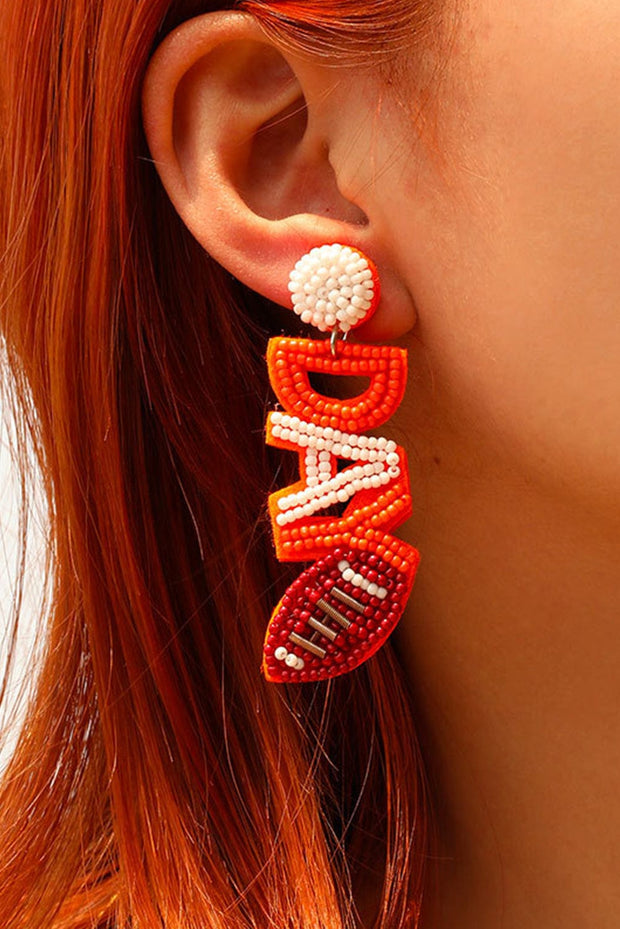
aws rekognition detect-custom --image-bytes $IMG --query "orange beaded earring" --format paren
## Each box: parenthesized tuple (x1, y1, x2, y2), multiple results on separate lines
(262, 244, 420, 683)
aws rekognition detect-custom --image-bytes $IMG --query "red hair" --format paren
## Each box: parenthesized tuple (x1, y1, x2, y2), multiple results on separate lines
(0, 1, 440, 926)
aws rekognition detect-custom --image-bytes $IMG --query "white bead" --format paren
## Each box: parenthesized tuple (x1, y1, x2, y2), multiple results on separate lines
(341, 445, 352, 457)
(288, 244, 376, 334)
(294, 656, 305, 671)
(367, 583, 379, 596)
(338, 560, 350, 572)
(386, 452, 400, 466)
(285, 653, 298, 668)
(352, 573, 364, 587)
(343, 568, 355, 582)
(385, 440, 397, 453)
(376, 437, 388, 450)
(388, 466, 401, 478)
(377, 588, 388, 600)
(336, 488, 350, 503)
(275, 647, 288, 661)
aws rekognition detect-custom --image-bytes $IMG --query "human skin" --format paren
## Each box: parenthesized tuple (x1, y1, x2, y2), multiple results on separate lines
(142, 2, 620, 926)
(380, 2, 620, 926)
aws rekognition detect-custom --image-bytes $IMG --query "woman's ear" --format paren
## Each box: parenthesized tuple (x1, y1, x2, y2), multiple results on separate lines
(141, 11, 370, 308)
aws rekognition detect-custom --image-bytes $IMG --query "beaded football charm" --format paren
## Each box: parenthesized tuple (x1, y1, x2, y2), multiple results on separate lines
(262, 244, 420, 683)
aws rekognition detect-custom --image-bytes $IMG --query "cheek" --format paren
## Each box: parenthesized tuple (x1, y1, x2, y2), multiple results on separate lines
(378, 0, 620, 508)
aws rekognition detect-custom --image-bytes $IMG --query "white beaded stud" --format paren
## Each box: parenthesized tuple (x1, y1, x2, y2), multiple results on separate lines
(287, 243, 380, 334)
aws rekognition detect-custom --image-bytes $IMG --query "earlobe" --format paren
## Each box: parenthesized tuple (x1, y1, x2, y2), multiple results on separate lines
(141, 10, 370, 309)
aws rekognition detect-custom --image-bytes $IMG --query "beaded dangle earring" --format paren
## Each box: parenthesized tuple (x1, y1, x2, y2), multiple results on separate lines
(262, 243, 420, 683)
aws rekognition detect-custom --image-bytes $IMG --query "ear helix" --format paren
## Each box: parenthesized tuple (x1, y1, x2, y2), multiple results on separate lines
(262, 243, 420, 683)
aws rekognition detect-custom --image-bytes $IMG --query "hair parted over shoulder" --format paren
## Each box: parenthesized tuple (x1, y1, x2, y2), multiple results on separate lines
(0, 1, 442, 927)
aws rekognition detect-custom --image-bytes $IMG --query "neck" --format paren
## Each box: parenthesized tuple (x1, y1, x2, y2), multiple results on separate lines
(396, 384, 620, 928)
